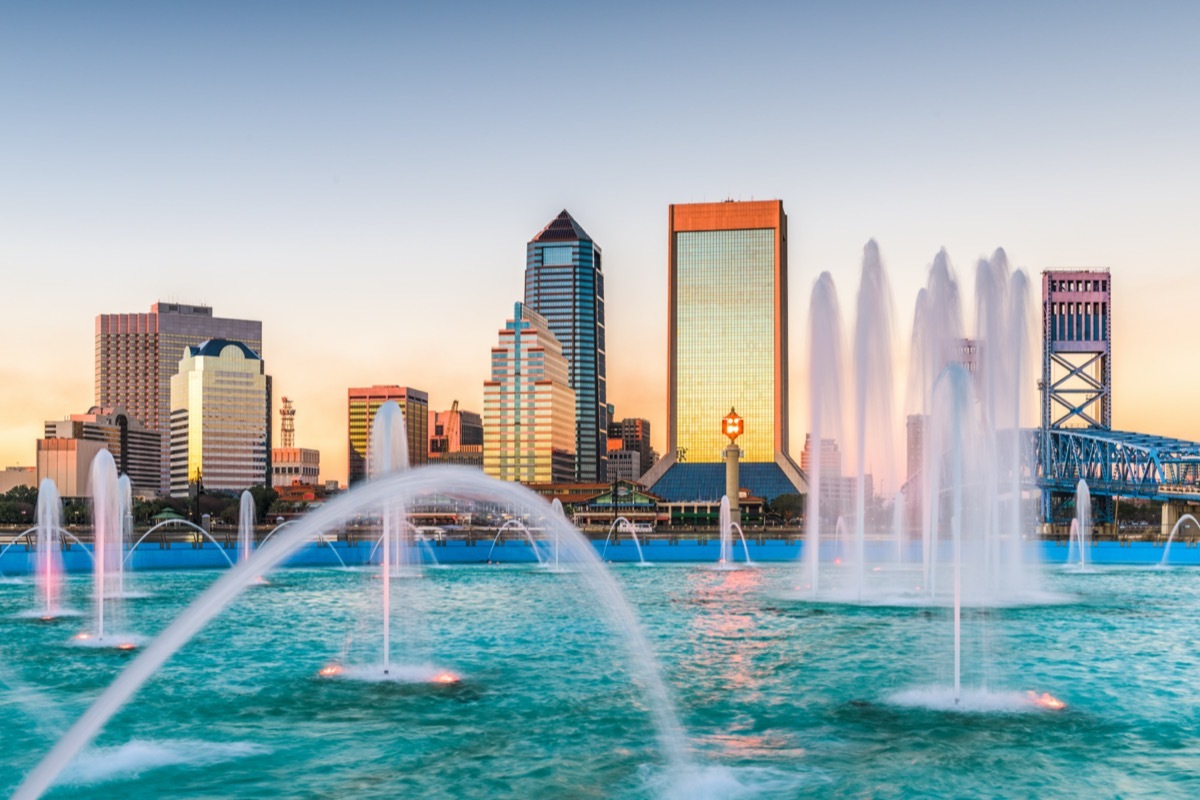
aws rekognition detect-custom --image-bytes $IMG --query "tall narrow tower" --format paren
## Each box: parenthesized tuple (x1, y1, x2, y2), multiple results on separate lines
(1040, 270, 1112, 522)
(280, 397, 296, 448)
(524, 210, 606, 483)
(1041, 271, 1111, 430)
(639, 200, 805, 503)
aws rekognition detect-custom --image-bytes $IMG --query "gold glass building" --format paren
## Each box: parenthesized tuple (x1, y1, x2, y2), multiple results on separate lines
(641, 200, 805, 502)
(347, 386, 429, 485)
(483, 302, 576, 484)
(169, 340, 269, 497)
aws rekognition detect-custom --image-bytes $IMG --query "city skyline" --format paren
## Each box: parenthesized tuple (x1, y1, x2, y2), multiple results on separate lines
(2, 3, 1198, 484)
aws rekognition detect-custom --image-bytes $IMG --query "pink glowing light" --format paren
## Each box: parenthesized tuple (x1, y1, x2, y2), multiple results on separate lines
(318, 665, 342, 677)
(1027, 691, 1066, 710)
(432, 672, 460, 685)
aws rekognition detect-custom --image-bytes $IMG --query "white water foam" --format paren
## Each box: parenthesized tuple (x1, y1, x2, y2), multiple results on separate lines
(68, 632, 148, 650)
(331, 662, 461, 684)
(775, 587, 1076, 609)
(14, 607, 83, 620)
(59, 739, 268, 785)
(652, 764, 817, 799)
(886, 686, 1063, 713)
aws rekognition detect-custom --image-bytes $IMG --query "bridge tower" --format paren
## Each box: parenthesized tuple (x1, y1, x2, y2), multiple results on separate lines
(1040, 270, 1112, 525)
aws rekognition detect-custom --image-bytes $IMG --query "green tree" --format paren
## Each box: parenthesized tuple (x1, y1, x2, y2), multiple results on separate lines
(249, 486, 279, 524)
(4, 485, 38, 506)
(770, 493, 805, 523)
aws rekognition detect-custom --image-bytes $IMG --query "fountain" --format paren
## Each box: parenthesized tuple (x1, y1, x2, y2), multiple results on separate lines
(798, 243, 1042, 608)
(850, 240, 896, 600)
(600, 516, 647, 564)
(486, 519, 548, 565)
(804, 271, 846, 594)
(370, 402, 405, 676)
(891, 491, 906, 564)
(237, 491, 255, 564)
(1160, 513, 1199, 567)
(410, 527, 442, 567)
(116, 475, 132, 597)
(259, 520, 346, 568)
(716, 496, 752, 569)
(11, 466, 692, 800)
(76, 450, 140, 649)
(832, 516, 849, 565)
(125, 519, 234, 569)
(34, 479, 64, 617)
(1067, 479, 1092, 570)
(549, 498, 565, 570)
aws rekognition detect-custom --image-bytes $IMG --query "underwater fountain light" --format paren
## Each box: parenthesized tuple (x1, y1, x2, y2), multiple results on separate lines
(1027, 691, 1065, 710)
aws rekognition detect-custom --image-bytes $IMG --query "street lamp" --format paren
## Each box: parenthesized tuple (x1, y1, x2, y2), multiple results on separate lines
(723, 407, 744, 526)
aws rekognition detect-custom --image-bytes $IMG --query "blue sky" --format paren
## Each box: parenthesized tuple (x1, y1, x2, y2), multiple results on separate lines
(2, 1, 1197, 483)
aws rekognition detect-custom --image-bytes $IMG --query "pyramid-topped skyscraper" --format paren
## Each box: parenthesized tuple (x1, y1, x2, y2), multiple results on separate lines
(524, 210, 607, 482)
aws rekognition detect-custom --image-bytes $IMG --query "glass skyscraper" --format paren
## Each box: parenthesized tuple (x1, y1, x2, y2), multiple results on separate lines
(524, 210, 606, 483)
(641, 200, 806, 502)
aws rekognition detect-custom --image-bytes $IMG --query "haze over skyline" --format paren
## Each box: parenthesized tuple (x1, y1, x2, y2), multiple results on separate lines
(2, 2, 1197, 485)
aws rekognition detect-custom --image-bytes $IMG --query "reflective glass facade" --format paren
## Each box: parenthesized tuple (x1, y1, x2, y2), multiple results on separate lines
(675, 228, 775, 462)
(524, 210, 606, 482)
(641, 200, 805, 503)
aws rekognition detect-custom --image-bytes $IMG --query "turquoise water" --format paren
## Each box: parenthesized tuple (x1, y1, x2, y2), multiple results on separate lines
(2, 564, 1199, 798)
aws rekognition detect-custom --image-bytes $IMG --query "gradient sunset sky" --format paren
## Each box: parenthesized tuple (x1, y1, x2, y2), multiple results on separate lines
(2, 1, 1197, 485)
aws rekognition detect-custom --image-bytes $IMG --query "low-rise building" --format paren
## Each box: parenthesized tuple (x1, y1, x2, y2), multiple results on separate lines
(606, 449, 641, 483)
(37, 439, 106, 498)
(0, 466, 36, 494)
(429, 404, 484, 468)
(272, 447, 320, 489)
(38, 406, 162, 496)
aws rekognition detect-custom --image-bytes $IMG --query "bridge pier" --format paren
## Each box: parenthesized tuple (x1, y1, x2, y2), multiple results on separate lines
(1162, 501, 1200, 538)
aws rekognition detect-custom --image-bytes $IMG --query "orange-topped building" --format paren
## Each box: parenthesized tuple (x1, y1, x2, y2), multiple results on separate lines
(640, 200, 806, 503)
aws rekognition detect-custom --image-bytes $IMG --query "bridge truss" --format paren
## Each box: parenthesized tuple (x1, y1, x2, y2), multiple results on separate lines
(1035, 428, 1200, 520)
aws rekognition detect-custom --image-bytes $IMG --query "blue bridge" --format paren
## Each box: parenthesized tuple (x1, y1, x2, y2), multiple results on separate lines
(1034, 427, 1200, 527)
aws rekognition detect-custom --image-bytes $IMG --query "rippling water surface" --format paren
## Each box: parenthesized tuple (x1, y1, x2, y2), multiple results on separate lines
(2, 564, 1199, 798)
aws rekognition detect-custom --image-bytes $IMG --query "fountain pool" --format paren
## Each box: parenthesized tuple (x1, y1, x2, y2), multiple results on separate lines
(3, 563, 1199, 797)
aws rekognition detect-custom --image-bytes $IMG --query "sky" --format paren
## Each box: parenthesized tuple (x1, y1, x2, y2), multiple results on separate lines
(1, 1, 1197, 486)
